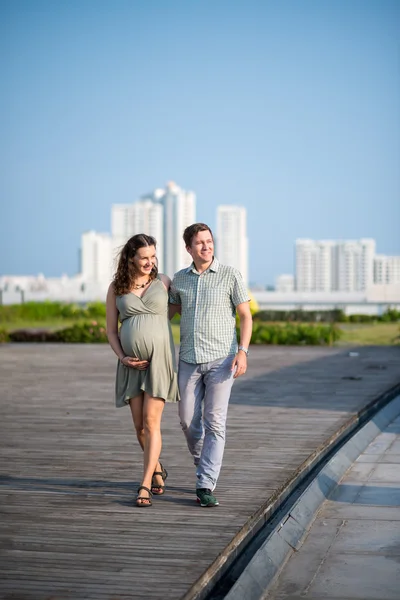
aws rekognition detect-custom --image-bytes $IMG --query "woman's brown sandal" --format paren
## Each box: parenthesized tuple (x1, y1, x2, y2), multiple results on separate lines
(151, 462, 168, 495)
(136, 486, 153, 507)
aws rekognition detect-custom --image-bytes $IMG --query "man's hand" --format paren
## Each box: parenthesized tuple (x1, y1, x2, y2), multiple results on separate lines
(231, 351, 247, 379)
(121, 356, 149, 370)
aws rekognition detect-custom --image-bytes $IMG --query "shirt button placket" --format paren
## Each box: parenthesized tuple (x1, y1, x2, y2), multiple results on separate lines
(193, 275, 200, 363)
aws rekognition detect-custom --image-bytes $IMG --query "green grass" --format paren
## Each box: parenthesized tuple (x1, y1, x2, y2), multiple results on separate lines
(1, 318, 83, 332)
(337, 323, 400, 346)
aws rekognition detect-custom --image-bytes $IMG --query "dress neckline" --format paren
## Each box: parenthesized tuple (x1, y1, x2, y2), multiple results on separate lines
(128, 278, 156, 300)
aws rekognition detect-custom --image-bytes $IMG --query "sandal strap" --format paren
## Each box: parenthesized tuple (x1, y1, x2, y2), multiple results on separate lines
(156, 462, 168, 480)
(152, 471, 163, 477)
(137, 485, 153, 496)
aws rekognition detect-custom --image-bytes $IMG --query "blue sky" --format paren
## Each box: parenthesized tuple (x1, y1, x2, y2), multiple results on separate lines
(1, 0, 399, 286)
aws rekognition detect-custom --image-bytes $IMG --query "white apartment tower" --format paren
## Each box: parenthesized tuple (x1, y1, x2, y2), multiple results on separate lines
(295, 238, 375, 292)
(81, 231, 113, 284)
(374, 255, 400, 285)
(111, 204, 133, 251)
(295, 240, 335, 292)
(336, 239, 375, 292)
(143, 181, 196, 277)
(111, 200, 164, 271)
(216, 205, 248, 287)
(111, 182, 196, 278)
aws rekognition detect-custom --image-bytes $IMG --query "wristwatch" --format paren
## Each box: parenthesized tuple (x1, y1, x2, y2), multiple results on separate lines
(238, 345, 249, 356)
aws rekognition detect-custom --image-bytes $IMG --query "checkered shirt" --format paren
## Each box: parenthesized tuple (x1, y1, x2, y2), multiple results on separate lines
(169, 258, 250, 364)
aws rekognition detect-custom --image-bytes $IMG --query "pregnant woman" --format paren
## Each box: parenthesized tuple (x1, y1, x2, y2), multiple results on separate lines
(106, 234, 179, 507)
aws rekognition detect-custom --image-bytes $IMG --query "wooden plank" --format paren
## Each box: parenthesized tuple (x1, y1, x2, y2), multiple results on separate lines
(1, 344, 400, 599)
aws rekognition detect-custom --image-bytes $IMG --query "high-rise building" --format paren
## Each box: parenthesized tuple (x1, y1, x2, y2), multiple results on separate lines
(295, 240, 335, 292)
(142, 181, 196, 277)
(81, 231, 113, 284)
(111, 204, 133, 246)
(295, 238, 375, 292)
(374, 255, 400, 285)
(336, 239, 375, 292)
(111, 182, 196, 277)
(111, 200, 164, 271)
(216, 205, 248, 287)
(132, 201, 164, 272)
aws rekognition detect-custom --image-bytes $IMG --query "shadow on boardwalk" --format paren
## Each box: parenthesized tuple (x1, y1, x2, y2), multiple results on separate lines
(230, 345, 400, 409)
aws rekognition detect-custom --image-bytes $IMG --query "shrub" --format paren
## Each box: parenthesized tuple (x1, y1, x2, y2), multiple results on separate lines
(252, 309, 346, 323)
(244, 322, 341, 346)
(58, 303, 88, 319)
(86, 301, 107, 319)
(55, 321, 108, 343)
(0, 328, 9, 343)
(9, 329, 58, 342)
(380, 308, 400, 323)
(348, 314, 376, 323)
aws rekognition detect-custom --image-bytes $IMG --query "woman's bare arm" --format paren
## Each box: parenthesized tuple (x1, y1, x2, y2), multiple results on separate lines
(159, 273, 181, 319)
(106, 283, 125, 360)
(106, 284, 149, 369)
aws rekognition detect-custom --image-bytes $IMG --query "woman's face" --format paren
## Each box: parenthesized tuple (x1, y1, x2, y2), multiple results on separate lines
(131, 245, 157, 277)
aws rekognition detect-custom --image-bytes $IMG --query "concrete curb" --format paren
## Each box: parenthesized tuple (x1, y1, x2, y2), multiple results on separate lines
(181, 382, 400, 600)
(224, 393, 400, 600)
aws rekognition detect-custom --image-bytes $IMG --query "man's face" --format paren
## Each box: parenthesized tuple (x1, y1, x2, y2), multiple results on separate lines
(187, 230, 214, 265)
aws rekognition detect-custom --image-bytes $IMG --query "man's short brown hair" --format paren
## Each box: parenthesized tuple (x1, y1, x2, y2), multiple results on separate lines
(183, 223, 214, 247)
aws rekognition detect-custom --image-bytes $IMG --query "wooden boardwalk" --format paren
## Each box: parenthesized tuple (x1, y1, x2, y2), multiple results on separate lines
(0, 344, 400, 600)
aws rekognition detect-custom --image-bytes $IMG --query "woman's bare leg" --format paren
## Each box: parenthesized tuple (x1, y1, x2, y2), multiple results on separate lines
(129, 393, 145, 450)
(140, 393, 165, 501)
(129, 394, 164, 497)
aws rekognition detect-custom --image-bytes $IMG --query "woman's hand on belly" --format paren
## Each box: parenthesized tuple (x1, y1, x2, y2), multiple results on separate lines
(121, 356, 150, 370)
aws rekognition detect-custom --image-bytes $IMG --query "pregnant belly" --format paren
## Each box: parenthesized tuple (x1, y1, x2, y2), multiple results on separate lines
(119, 315, 166, 361)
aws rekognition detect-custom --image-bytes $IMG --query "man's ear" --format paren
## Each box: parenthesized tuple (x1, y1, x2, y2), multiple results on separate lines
(186, 245, 192, 256)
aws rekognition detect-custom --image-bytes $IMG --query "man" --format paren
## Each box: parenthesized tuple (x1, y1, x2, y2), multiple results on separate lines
(169, 223, 252, 507)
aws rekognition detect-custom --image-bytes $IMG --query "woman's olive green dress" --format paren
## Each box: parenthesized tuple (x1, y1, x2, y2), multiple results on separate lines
(115, 278, 179, 407)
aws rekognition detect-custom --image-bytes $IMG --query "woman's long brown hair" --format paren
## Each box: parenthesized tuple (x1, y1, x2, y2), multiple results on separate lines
(112, 234, 158, 296)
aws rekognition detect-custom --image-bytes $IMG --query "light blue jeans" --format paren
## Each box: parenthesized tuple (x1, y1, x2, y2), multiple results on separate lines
(178, 356, 235, 490)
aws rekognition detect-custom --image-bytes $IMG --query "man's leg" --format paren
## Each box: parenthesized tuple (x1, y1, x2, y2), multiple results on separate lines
(196, 356, 235, 492)
(178, 360, 205, 466)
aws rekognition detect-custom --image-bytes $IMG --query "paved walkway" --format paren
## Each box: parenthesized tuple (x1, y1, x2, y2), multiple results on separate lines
(0, 344, 399, 599)
(265, 412, 400, 600)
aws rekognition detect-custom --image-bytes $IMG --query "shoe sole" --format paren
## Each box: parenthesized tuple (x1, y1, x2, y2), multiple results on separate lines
(196, 498, 219, 507)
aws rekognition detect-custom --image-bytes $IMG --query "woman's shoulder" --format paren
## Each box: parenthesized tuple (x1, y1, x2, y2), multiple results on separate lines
(107, 281, 117, 298)
(107, 281, 128, 299)
(157, 273, 171, 290)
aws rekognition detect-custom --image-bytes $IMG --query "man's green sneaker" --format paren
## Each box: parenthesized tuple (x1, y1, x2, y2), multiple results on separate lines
(196, 488, 219, 507)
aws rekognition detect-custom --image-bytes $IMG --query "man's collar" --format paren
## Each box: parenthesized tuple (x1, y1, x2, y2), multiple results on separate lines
(186, 257, 219, 274)
(209, 257, 219, 272)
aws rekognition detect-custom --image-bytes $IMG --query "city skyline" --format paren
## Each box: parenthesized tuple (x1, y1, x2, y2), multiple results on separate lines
(1, 1, 399, 284)
(81, 182, 249, 284)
